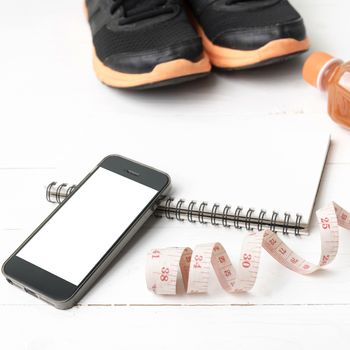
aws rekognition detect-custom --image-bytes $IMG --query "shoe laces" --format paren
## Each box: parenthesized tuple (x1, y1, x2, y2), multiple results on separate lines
(110, 0, 175, 25)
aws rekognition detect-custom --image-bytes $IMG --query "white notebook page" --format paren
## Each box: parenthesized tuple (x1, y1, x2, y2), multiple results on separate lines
(143, 123, 330, 233)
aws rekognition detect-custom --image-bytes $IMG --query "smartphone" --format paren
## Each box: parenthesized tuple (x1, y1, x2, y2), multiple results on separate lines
(2, 155, 170, 309)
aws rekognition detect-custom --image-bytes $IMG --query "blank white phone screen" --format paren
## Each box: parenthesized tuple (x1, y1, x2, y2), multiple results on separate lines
(17, 167, 157, 286)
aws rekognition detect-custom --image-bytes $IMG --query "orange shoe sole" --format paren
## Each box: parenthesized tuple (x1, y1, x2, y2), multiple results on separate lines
(197, 25, 310, 69)
(92, 51, 211, 89)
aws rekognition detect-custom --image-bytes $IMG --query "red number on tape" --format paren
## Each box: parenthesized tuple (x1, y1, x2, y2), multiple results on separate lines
(194, 255, 203, 269)
(321, 217, 330, 230)
(152, 250, 160, 259)
(321, 255, 330, 265)
(290, 257, 298, 264)
(160, 267, 169, 282)
(269, 238, 277, 246)
(278, 247, 287, 255)
(218, 256, 226, 264)
(224, 269, 232, 277)
(242, 253, 252, 269)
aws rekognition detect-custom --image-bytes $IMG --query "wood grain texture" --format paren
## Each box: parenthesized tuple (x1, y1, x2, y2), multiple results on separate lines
(0, 0, 349, 348)
(2, 305, 350, 350)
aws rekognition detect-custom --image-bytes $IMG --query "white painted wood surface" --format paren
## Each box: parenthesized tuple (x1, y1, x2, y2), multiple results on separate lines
(1, 0, 350, 349)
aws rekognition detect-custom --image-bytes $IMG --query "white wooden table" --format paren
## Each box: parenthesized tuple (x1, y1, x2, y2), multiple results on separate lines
(1, 1, 350, 349)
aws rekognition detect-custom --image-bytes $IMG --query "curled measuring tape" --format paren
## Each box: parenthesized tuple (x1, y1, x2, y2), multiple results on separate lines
(146, 202, 350, 295)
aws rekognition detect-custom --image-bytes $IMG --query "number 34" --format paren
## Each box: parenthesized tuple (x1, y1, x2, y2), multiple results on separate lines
(320, 217, 330, 230)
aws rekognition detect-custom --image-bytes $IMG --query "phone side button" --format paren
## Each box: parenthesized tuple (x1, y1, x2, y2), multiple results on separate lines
(24, 288, 38, 298)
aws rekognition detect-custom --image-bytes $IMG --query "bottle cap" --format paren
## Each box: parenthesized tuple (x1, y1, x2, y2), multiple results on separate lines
(303, 52, 342, 90)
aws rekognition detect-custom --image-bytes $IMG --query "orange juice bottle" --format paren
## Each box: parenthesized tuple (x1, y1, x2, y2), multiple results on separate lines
(303, 52, 350, 128)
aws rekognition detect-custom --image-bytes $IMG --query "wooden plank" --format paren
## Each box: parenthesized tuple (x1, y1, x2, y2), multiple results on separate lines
(1, 305, 350, 349)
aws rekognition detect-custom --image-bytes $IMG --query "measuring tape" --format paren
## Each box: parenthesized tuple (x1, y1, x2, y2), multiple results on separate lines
(146, 202, 350, 295)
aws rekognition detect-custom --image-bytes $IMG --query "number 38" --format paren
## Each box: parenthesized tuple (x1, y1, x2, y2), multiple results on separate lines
(320, 217, 330, 230)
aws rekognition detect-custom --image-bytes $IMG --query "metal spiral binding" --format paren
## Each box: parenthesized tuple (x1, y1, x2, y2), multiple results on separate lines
(283, 213, 291, 235)
(257, 210, 266, 231)
(198, 202, 208, 224)
(222, 205, 231, 228)
(46, 181, 56, 203)
(175, 199, 185, 222)
(164, 198, 174, 220)
(233, 206, 243, 230)
(45, 182, 305, 235)
(269, 212, 279, 232)
(46, 182, 76, 204)
(245, 208, 254, 231)
(187, 201, 196, 223)
(294, 214, 303, 236)
(211, 204, 220, 226)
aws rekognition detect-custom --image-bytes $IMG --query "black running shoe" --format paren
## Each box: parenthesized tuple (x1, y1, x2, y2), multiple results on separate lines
(85, 0, 211, 89)
(187, 0, 310, 70)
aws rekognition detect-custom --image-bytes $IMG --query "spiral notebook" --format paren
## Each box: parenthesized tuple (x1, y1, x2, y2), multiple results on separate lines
(47, 125, 330, 236)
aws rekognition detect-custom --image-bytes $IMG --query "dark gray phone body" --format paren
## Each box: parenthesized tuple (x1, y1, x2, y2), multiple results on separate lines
(2, 155, 171, 309)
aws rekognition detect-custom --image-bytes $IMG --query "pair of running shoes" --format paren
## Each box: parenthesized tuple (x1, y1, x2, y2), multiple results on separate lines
(86, 0, 310, 89)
